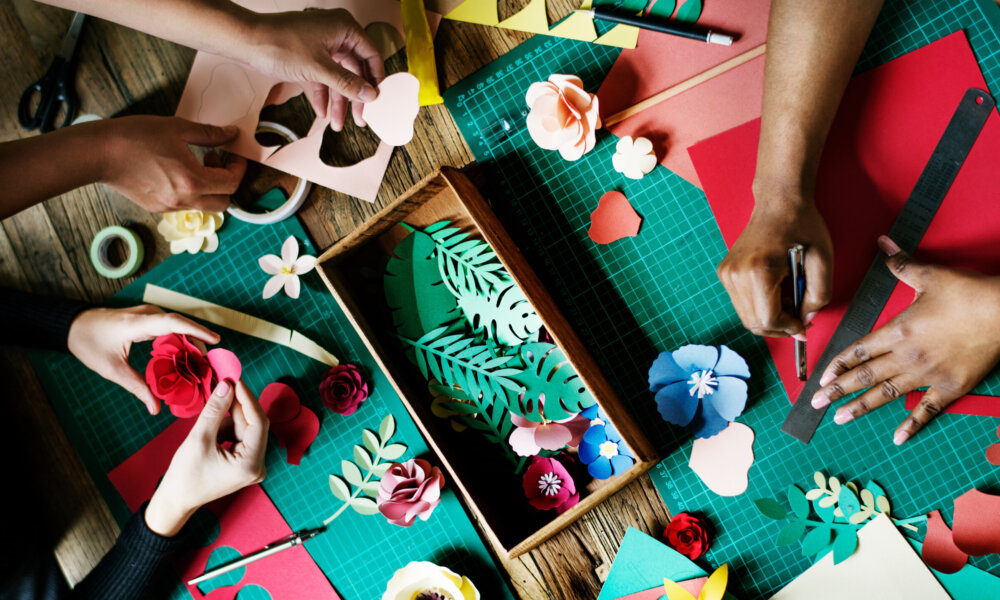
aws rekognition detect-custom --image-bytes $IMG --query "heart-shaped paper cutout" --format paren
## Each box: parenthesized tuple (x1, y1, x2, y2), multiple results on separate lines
(206, 348, 242, 383)
(589, 191, 642, 244)
(362, 72, 420, 146)
(259, 382, 302, 424)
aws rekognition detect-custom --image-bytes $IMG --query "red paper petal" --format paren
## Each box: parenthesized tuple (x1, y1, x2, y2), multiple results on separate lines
(259, 382, 302, 424)
(270, 406, 319, 465)
(952, 488, 1000, 556)
(206, 348, 242, 382)
(588, 191, 642, 244)
(922, 510, 968, 574)
(987, 443, 1000, 466)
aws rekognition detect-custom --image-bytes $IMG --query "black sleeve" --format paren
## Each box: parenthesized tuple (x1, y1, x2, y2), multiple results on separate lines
(0, 288, 91, 352)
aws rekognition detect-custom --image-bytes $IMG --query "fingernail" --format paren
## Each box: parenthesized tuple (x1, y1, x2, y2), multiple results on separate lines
(819, 372, 836, 386)
(213, 381, 231, 397)
(793, 333, 808, 342)
(146, 401, 157, 415)
(359, 84, 377, 102)
(812, 392, 830, 409)
(804, 312, 817, 326)
(878, 235, 901, 256)
(893, 431, 910, 446)
(834, 409, 854, 425)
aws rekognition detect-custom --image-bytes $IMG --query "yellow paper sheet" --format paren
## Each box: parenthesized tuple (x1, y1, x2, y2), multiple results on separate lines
(402, 0, 444, 105)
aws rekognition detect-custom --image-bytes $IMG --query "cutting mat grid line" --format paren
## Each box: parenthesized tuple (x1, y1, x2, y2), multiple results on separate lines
(443, 0, 1000, 597)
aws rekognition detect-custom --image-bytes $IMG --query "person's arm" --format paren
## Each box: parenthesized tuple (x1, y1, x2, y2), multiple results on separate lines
(0, 288, 91, 351)
(716, 0, 884, 338)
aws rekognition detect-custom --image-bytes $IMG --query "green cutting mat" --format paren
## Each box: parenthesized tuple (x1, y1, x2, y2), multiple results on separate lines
(29, 217, 515, 600)
(443, 0, 1000, 596)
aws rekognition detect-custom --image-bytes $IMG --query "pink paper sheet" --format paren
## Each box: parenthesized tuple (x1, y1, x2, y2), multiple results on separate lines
(689, 31, 1000, 411)
(596, 0, 770, 187)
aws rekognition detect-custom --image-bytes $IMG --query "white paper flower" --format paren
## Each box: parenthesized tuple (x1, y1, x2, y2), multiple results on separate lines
(157, 210, 224, 254)
(612, 136, 657, 180)
(258, 236, 316, 299)
(382, 561, 480, 600)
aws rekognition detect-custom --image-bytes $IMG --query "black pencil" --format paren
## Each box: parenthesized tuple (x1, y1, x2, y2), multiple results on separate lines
(582, 6, 735, 46)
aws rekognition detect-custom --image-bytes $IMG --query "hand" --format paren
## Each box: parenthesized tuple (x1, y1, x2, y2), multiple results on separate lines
(245, 9, 385, 131)
(717, 192, 833, 338)
(145, 380, 268, 537)
(811, 236, 1000, 445)
(100, 116, 247, 212)
(67, 305, 220, 414)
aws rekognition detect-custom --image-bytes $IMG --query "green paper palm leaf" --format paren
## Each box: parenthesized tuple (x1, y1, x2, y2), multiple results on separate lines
(508, 342, 597, 422)
(385, 229, 460, 341)
(457, 283, 543, 346)
(422, 221, 511, 298)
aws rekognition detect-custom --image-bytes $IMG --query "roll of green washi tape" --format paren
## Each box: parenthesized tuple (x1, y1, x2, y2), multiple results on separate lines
(90, 225, 144, 279)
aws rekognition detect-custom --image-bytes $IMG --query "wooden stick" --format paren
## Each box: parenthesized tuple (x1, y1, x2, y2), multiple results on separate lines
(603, 43, 767, 127)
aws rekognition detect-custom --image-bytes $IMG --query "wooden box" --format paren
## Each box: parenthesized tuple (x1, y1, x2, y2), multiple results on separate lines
(315, 167, 658, 558)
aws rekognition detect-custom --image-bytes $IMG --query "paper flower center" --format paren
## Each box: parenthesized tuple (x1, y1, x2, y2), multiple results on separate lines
(281, 265, 293, 275)
(415, 590, 451, 600)
(538, 472, 563, 496)
(687, 370, 719, 400)
(599, 440, 619, 458)
(590, 416, 606, 427)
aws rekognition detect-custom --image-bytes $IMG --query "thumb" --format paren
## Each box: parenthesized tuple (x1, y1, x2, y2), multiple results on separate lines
(116, 365, 161, 415)
(879, 235, 933, 291)
(192, 381, 234, 442)
(317, 61, 377, 103)
(181, 121, 240, 147)
(801, 246, 833, 318)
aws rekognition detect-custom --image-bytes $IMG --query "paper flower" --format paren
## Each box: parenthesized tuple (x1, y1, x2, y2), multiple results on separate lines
(525, 74, 601, 161)
(578, 410, 636, 480)
(381, 561, 480, 600)
(508, 408, 589, 457)
(376, 459, 445, 527)
(522, 455, 579, 514)
(612, 136, 657, 179)
(663, 512, 712, 560)
(144, 335, 241, 418)
(258, 236, 316, 299)
(649, 345, 750, 439)
(318, 364, 369, 416)
(157, 210, 224, 254)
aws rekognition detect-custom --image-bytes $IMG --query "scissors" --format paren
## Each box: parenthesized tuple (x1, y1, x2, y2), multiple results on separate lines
(18, 12, 86, 133)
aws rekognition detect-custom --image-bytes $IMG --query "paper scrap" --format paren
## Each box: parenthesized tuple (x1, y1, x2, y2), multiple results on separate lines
(952, 488, 1000, 556)
(259, 382, 320, 465)
(612, 136, 657, 180)
(595, 527, 707, 600)
(688, 421, 754, 496)
(198, 545, 246, 594)
(589, 191, 641, 244)
(909, 539, 1000, 599)
(664, 563, 727, 600)
(362, 73, 421, 146)
(904, 393, 1000, 417)
(143, 284, 339, 366)
(987, 425, 1000, 465)
(922, 510, 969, 574)
(769, 515, 950, 600)
(401, 0, 443, 105)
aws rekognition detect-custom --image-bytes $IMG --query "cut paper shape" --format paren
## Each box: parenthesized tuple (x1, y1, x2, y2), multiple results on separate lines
(198, 64, 255, 125)
(236, 584, 273, 600)
(922, 510, 969, 574)
(664, 563, 727, 600)
(401, 0, 444, 105)
(376, 458, 446, 527)
(259, 236, 317, 300)
(206, 348, 242, 383)
(675, 0, 702, 22)
(904, 393, 1000, 418)
(457, 283, 544, 346)
(158, 210, 224, 255)
(526, 74, 601, 161)
(198, 545, 246, 594)
(385, 229, 461, 341)
(769, 515, 950, 600)
(688, 421, 754, 496)
(691, 31, 1000, 409)
(143, 284, 339, 366)
(326, 414, 408, 525)
(589, 191, 642, 244)
(987, 425, 1000, 465)
(909, 539, 1000, 599)
(259, 382, 319, 466)
(595, 527, 708, 600)
(952, 488, 1000, 556)
(578, 415, 636, 479)
(362, 73, 421, 146)
(612, 136, 657, 180)
(509, 342, 599, 422)
(259, 382, 302, 424)
(381, 561, 480, 600)
(415, 221, 511, 298)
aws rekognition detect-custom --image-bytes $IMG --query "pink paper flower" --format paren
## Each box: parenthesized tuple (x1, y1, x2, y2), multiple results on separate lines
(377, 458, 446, 527)
(144, 334, 214, 419)
(526, 74, 601, 161)
(508, 412, 590, 457)
(522, 455, 579, 514)
(319, 364, 370, 416)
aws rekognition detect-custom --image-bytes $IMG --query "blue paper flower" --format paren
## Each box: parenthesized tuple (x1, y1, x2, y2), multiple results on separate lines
(648, 344, 750, 439)
(578, 406, 636, 479)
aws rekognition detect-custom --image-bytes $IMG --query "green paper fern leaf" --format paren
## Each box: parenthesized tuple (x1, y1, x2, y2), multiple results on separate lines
(421, 221, 511, 298)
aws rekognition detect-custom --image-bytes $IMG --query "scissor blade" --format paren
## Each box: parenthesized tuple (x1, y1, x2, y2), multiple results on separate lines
(57, 12, 86, 60)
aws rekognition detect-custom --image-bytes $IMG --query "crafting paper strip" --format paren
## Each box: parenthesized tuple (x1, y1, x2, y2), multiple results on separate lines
(143, 284, 339, 366)
(690, 31, 1000, 409)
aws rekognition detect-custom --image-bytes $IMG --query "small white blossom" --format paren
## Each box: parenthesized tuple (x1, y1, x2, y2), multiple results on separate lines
(612, 136, 657, 180)
(258, 236, 316, 299)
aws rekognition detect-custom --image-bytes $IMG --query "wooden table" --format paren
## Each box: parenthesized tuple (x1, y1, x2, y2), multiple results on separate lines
(0, 1, 670, 598)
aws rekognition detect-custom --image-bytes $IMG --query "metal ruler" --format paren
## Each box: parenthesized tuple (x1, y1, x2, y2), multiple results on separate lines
(782, 87, 995, 443)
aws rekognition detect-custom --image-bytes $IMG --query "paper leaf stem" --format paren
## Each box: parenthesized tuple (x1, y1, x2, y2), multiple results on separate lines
(508, 342, 597, 422)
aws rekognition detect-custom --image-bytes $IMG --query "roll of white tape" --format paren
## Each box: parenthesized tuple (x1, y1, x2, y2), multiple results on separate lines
(227, 121, 312, 225)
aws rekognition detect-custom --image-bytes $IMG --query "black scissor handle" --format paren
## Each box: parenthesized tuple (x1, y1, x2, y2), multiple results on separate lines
(18, 57, 78, 133)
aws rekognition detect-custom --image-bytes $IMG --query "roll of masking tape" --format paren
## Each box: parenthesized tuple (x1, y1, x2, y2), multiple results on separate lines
(90, 226, 144, 279)
(227, 121, 312, 225)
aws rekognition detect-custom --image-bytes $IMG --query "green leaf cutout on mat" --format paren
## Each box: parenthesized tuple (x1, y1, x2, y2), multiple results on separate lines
(421, 221, 511, 298)
(197, 546, 245, 595)
(675, 0, 702, 22)
(788, 485, 809, 520)
(801, 525, 832, 558)
(832, 529, 859, 563)
(385, 229, 460, 341)
(508, 342, 597, 422)
(777, 519, 807, 546)
(755, 497, 788, 521)
(457, 283, 543, 346)
(646, 0, 677, 19)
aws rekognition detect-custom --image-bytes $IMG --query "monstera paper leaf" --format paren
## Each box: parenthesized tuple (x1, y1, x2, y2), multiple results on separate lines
(421, 221, 510, 298)
(508, 342, 597, 422)
(457, 283, 543, 346)
(385, 229, 461, 342)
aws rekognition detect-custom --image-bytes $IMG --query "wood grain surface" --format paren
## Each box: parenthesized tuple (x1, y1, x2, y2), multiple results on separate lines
(0, 1, 671, 598)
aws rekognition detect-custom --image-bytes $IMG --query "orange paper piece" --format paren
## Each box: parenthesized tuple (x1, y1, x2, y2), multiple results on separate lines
(922, 510, 969, 574)
(688, 422, 754, 497)
(952, 488, 1000, 556)
(987, 425, 1000, 465)
(362, 73, 421, 146)
(589, 191, 641, 244)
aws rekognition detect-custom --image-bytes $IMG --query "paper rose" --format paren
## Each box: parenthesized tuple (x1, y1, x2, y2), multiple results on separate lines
(526, 74, 601, 161)
(612, 135, 657, 179)
(578, 407, 636, 480)
(381, 561, 480, 600)
(144, 334, 241, 418)
(522, 455, 579, 514)
(508, 409, 589, 457)
(319, 363, 369, 416)
(157, 210, 224, 254)
(258, 235, 316, 299)
(376, 458, 445, 527)
(649, 344, 750, 439)
(663, 511, 712, 560)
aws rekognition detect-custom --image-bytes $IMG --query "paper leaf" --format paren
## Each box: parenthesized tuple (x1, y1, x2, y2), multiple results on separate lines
(647, 0, 677, 19)
(801, 525, 832, 557)
(814, 471, 826, 488)
(423, 221, 511, 297)
(456, 283, 543, 346)
(342, 460, 364, 487)
(832, 529, 859, 564)
(815, 499, 836, 524)
(777, 519, 807, 546)
(839, 485, 861, 520)
(379, 414, 396, 442)
(788, 485, 809, 519)
(385, 229, 461, 341)
(350, 496, 380, 515)
(353, 445, 373, 471)
(754, 498, 788, 521)
(508, 342, 597, 421)
(662, 577, 697, 600)
(371, 462, 392, 477)
(699, 563, 729, 600)
(675, 0, 702, 22)
(381, 443, 408, 461)
(329, 474, 350, 502)
(818, 495, 838, 508)
(848, 511, 869, 525)
(829, 477, 842, 495)
(361, 480, 381, 498)
(805, 489, 825, 501)
(875, 495, 891, 516)
(442, 400, 481, 415)
(457, 415, 492, 431)
(362, 429, 380, 454)
(860, 489, 876, 510)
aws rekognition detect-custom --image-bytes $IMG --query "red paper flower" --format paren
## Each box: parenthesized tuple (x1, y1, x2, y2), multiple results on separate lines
(319, 364, 369, 416)
(377, 458, 445, 527)
(144, 334, 214, 419)
(522, 455, 579, 514)
(663, 512, 712, 560)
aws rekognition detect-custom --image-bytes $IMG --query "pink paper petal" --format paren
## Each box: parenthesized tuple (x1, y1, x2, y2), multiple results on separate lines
(362, 72, 420, 146)
(589, 191, 642, 244)
(206, 348, 241, 383)
(270, 406, 319, 466)
(922, 510, 968, 574)
(534, 424, 573, 451)
(509, 426, 541, 457)
(259, 382, 302, 424)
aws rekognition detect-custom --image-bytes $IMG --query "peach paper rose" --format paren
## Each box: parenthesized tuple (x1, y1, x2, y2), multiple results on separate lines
(376, 458, 445, 527)
(526, 74, 601, 161)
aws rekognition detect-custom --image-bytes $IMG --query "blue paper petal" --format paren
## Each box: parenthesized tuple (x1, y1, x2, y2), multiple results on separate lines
(671, 344, 719, 373)
(589, 457, 614, 479)
(649, 352, 689, 390)
(605, 423, 623, 443)
(583, 424, 607, 445)
(579, 438, 601, 464)
(582, 405, 601, 420)
(714, 345, 750, 379)
(654, 381, 699, 427)
(610, 454, 635, 475)
(691, 402, 730, 439)
(708, 376, 748, 421)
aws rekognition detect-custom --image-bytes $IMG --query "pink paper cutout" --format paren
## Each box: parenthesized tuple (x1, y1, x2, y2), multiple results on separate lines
(362, 73, 420, 146)
(257, 381, 320, 465)
(259, 382, 302, 424)
(612, 576, 709, 600)
(589, 191, 642, 244)
(687, 422, 755, 497)
(922, 510, 968, 574)
(206, 348, 242, 383)
(986, 425, 1000, 466)
(952, 488, 1000, 556)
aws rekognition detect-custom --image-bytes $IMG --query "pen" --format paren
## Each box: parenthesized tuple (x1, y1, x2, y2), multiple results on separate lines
(580, 6, 735, 46)
(187, 526, 325, 586)
(788, 245, 807, 381)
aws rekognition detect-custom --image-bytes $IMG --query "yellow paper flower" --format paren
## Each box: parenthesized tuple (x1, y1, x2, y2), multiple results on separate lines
(381, 561, 480, 600)
(157, 210, 224, 255)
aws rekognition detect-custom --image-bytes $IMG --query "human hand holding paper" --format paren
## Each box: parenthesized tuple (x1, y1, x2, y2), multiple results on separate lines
(811, 236, 1000, 444)
(68, 304, 220, 415)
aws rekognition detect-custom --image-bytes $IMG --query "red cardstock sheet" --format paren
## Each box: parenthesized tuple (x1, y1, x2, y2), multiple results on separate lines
(596, 0, 770, 187)
(107, 420, 339, 599)
(688, 31, 1000, 413)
